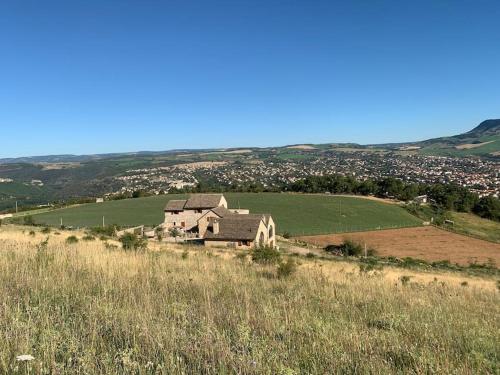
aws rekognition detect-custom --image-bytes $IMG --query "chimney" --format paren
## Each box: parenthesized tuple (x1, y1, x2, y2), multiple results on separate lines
(213, 219, 220, 234)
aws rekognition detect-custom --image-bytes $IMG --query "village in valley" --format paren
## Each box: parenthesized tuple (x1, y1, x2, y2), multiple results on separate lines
(111, 149, 500, 198)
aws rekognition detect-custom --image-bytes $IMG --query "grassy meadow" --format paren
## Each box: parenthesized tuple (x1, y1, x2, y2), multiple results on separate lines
(447, 211, 500, 243)
(0, 226, 498, 373)
(29, 193, 422, 235)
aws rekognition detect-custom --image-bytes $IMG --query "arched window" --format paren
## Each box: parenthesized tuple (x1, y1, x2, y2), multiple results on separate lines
(269, 225, 274, 239)
(259, 232, 265, 247)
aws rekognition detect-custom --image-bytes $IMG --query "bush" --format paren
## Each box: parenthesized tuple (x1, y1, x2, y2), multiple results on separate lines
(82, 235, 96, 241)
(306, 252, 316, 259)
(400, 275, 412, 286)
(155, 227, 164, 242)
(282, 231, 292, 239)
(277, 258, 297, 278)
(252, 246, 281, 265)
(325, 240, 363, 257)
(41, 227, 51, 234)
(90, 225, 117, 237)
(28, 230, 36, 237)
(119, 233, 147, 251)
(66, 236, 79, 244)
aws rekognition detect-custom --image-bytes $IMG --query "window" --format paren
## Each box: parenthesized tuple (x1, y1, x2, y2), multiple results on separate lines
(196, 209, 202, 214)
(207, 217, 211, 222)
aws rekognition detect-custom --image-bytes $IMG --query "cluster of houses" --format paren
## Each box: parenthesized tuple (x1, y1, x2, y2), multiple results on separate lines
(162, 194, 276, 249)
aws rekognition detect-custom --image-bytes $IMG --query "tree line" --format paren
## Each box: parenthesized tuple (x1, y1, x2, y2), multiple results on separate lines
(170, 174, 499, 222)
(287, 175, 499, 221)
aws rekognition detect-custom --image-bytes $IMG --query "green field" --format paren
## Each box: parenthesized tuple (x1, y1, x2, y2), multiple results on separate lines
(30, 193, 422, 235)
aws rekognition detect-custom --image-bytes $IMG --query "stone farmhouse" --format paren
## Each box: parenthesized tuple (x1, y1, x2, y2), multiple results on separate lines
(163, 194, 276, 249)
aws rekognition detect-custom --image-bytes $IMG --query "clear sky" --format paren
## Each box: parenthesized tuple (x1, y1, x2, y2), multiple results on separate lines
(1, 1, 499, 158)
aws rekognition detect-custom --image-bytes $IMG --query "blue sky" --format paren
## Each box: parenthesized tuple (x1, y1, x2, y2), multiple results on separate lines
(1, 1, 499, 157)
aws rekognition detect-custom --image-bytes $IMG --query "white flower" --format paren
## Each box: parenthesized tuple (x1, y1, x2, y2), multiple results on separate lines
(16, 355, 35, 362)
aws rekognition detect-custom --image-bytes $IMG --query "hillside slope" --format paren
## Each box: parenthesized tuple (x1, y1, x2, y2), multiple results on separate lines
(29, 193, 422, 235)
(416, 119, 500, 157)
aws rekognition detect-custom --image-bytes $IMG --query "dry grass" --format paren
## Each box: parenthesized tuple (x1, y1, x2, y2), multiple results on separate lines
(0, 226, 499, 374)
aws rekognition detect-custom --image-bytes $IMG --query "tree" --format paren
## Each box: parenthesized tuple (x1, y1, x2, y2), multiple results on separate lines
(169, 228, 181, 242)
(473, 196, 500, 221)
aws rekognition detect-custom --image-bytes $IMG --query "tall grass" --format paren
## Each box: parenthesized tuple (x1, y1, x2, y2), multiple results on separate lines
(0, 238, 498, 374)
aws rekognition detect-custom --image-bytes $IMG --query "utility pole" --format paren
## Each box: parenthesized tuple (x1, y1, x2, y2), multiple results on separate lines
(364, 243, 367, 258)
(60, 218, 63, 228)
(102, 216, 105, 228)
(15, 201, 18, 214)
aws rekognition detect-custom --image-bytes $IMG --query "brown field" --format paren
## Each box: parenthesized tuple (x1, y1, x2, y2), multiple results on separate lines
(455, 140, 494, 150)
(286, 144, 316, 150)
(299, 226, 500, 266)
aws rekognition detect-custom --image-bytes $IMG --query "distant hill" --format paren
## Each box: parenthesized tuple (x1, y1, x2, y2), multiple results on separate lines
(466, 119, 500, 136)
(391, 119, 500, 157)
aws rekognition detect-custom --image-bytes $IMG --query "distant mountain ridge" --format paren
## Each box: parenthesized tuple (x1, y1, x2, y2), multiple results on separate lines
(466, 119, 500, 136)
(1, 119, 499, 164)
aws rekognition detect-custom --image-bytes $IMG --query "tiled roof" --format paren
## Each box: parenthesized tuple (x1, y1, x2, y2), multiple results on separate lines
(204, 215, 266, 241)
(164, 200, 187, 211)
(184, 194, 224, 209)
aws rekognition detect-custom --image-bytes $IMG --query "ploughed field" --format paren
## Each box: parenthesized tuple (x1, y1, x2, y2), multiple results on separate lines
(29, 193, 422, 235)
(299, 226, 500, 266)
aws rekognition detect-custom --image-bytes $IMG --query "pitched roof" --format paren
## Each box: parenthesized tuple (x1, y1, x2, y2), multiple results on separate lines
(184, 194, 224, 209)
(204, 215, 266, 241)
(164, 200, 187, 211)
(211, 206, 233, 218)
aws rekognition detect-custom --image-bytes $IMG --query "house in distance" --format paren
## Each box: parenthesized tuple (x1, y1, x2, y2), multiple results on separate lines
(163, 194, 276, 249)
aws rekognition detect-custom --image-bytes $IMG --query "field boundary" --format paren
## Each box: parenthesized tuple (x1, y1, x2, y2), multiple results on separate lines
(433, 224, 500, 245)
(290, 222, 423, 237)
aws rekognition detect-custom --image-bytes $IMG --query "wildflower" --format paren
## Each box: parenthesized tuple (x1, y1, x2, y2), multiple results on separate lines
(16, 355, 35, 362)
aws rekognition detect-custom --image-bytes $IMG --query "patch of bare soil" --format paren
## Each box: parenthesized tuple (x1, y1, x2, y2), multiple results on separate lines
(455, 141, 494, 150)
(286, 145, 316, 150)
(299, 226, 500, 266)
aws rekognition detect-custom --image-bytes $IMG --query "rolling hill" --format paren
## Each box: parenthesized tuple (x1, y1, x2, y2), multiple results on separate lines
(408, 119, 500, 157)
(29, 193, 422, 235)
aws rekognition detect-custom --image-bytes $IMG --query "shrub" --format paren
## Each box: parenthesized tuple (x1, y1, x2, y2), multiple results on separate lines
(252, 246, 281, 265)
(28, 230, 36, 237)
(169, 228, 181, 240)
(277, 258, 297, 278)
(41, 227, 51, 234)
(82, 235, 96, 241)
(119, 233, 147, 251)
(341, 240, 363, 257)
(400, 275, 412, 286)
(66, 236, 79, 244)
(181, 250, 189, 259)
(155, 227, 164, 242)
(366, 247, 377, 256)
(325, 240, 363, 257)
(282, 231, 292, 239)
(90, 225, 117, 237)
(306, 252, 316, 259)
